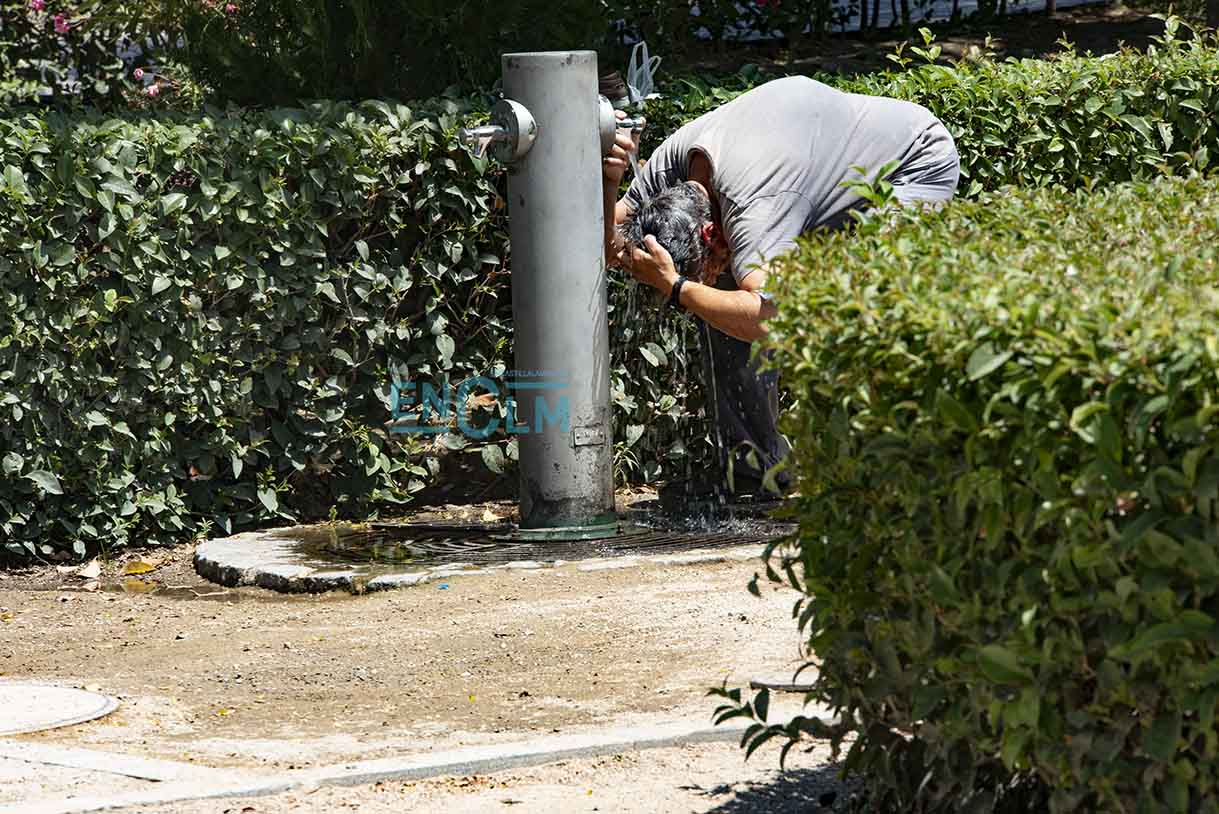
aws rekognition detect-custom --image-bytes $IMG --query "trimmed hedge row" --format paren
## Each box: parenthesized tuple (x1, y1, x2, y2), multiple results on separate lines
(0, 102, 466, 556)
(644, 23, 1219, 194)
(0, 99, 704, 560)
(2, 30, 1218, 560)
(751, 173, 1219, 813)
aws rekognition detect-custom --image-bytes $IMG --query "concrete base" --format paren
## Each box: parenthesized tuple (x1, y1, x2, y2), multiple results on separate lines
(195, 526, 766, 595)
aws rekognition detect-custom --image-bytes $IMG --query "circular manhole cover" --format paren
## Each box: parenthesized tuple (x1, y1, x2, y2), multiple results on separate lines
(0, 683, 119, 736)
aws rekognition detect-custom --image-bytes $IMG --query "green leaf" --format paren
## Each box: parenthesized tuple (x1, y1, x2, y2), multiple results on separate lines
(1006, 688, 1040, 729)
(966, 343, 1013, 381)
(1142, 709, 1181, 763)
(481, 444, 505, 474)
(1111, 614, 1216, 660)
(101, 177, 140, 200)
(1119, 114, 1153, 142)
(25, 470, 63, 495)
(436, 334, 455, 367)
(49, 243, 75, 267)
(257, 487, 278, 512)
(2, 451, 23, 475)
(1070, 402, 1109, 443)
(151, 276, 172, 295)
(753, 688, 770, 722)
(639, 343, 667, 368)
(976, 644, 1033, 684)
(160, 192, 188, 216)
(439, 433, 468, 451)
(935, 390, 978, 433)
(3, 165, 29, 198)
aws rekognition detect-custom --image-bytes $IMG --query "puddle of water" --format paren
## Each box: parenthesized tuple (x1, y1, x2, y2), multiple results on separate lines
(281, 504, 795, 569)
(121, 577, 158, 594)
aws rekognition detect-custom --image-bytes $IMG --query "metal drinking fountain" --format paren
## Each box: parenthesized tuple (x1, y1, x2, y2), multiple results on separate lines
(459, 51, 644, 540)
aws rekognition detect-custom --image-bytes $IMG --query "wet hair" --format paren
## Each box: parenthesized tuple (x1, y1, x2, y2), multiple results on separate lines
(620, 183, 712, 278)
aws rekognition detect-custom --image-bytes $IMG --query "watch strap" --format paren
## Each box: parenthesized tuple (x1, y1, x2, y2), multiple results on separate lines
(668, 275, 688, 310)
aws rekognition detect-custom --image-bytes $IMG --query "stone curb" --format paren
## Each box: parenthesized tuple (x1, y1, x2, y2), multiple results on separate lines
(194, 527, 767, 595)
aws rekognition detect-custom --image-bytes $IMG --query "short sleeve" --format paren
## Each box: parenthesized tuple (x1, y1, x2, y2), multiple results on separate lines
(623, 138, 686, 212)
(725, 192, 815, 283)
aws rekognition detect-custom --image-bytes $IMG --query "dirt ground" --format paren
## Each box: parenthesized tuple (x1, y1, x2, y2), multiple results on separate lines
(1, 541, 808, 772)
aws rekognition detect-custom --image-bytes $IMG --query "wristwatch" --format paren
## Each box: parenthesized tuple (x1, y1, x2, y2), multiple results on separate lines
(668, 275, 688, 311)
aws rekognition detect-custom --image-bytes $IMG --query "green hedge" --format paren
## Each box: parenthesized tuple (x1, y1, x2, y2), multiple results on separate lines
(0, 99, 703, 561)
(749, 173, 1219, 812)
(644, 23, 1219, 194)
(3, 30, 1219, 560)
(0, 102, 467, 557)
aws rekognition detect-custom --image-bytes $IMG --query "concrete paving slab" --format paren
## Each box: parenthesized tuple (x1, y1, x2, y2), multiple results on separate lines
(0, 741, 227, 784)
(0, 758, 151, 809)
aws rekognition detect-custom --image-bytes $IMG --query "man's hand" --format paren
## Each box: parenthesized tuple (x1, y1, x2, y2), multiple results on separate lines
(602, 111, 640, 188)
(627, 236, 776, 343)
(628, 235, 680, 293)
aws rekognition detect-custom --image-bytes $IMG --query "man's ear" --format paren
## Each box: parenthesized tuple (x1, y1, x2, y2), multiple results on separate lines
(699, 222, 716, 246)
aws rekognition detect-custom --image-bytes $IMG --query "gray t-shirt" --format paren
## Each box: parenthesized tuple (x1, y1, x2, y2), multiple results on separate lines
(624, 76, 956, 282)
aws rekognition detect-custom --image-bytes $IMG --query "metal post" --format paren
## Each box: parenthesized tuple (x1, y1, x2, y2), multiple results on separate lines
(503, 51, 616, 535)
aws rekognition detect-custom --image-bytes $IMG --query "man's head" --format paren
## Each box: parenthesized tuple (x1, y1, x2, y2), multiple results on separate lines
(621, 181, 731, 284)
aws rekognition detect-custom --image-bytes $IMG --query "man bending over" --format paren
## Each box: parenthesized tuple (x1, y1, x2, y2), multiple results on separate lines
(604, 75, 959, 498)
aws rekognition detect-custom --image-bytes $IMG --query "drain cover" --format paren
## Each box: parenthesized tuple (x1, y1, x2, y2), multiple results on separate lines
(0, 683, 118, 735)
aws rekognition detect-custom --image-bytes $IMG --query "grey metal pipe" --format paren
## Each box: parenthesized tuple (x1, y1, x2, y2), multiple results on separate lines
(503, 51, 616, 533)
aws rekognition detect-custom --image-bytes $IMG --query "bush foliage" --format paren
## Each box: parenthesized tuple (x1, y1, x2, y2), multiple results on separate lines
(643, 22, 1219, 194)
(741, 173, 1219, 812)
(0, 98, 706, 561)
(3, 31, 1218, 560)
(0, 0, 150, 108)
(168, 0, 610, 106)
(0, 101, 485, 558)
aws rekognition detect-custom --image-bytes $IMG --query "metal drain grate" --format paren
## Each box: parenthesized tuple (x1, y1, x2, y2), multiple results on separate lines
(296, 523, 791, 568)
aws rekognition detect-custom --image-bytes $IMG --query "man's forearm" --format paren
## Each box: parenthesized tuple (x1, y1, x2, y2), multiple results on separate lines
(677, 281, 776, 343)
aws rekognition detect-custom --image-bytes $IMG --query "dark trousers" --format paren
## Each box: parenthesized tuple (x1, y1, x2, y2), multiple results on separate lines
(697, 272, 791, 494)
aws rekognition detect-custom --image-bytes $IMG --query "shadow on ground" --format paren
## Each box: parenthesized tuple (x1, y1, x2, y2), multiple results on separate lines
(688, 762, 862, 813)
